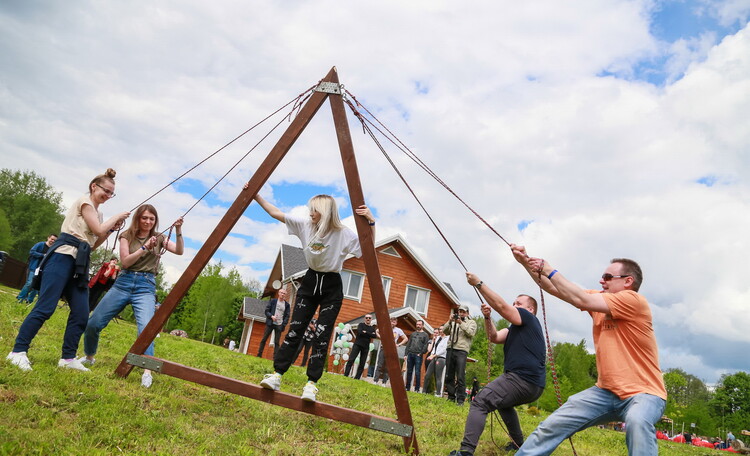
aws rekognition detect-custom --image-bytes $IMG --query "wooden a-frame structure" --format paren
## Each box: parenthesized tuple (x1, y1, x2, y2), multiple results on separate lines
(114, 67, 419, 454)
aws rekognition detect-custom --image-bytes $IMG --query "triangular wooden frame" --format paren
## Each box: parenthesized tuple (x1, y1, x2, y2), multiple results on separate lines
(114, 67, 419, 454)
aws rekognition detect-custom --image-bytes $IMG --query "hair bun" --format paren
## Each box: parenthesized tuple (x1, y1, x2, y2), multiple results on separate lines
(105, 168, 117, 179)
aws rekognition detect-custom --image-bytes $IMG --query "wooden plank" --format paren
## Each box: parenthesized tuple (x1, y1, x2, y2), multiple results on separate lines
(115, 67, 338, 377)
(327, 67, 420, 455)
(126, 355, 412, 437)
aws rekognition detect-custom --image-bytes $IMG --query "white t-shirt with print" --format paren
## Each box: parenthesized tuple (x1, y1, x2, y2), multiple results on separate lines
(285, 214, 361, 272)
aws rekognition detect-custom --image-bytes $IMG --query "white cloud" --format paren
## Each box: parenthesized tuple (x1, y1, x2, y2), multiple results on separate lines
(1, 0, 748, 383)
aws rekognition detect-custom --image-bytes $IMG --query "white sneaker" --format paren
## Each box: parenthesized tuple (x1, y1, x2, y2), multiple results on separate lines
(79, 356, 95, 366)
(58, 358, 90, 372)
(6, 352, 32, 371)
(301, 381, 318, 402)
(141, 372, 153, 388)
(260, 372, 281, 391)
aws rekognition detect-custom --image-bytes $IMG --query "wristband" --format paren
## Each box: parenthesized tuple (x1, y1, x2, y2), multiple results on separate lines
(176, 233, 183, 237)
(141, 246, 146, 251)
(475, 281, 483, 289)
(368, 221, 375, 226)
(547, 269, 558, 280)
(108, 229, 115, 233)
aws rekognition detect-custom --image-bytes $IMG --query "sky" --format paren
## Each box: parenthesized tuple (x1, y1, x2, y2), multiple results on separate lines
(1, 0, 749, 384)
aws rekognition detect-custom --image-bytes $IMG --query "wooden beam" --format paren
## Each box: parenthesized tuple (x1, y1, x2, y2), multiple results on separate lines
(327, 67, 419, 455)
(125, 355, 413, 438)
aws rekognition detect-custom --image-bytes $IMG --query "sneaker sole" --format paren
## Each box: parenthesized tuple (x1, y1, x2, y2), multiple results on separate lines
(301, 394, 316, 402)
(260, 381, 280, 391)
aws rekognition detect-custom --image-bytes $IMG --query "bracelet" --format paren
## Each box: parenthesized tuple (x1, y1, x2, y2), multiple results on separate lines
(368, 221, 375, 226)
(108, 229, 115, 233)
(141, 246, 146, 251)
(475, 281, 483, 289)
(547, 269, 558, 280)
(176, 233, 182, 237)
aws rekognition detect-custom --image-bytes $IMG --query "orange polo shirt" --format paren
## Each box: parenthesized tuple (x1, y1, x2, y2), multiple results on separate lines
(587, 289, 667, 400)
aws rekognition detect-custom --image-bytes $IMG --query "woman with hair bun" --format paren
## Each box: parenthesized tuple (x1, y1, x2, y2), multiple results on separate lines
(7, 169, 130, 372)
(82, 204, 184, 388)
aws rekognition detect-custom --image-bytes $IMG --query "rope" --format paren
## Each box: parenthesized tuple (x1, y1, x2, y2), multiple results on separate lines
(128, 86, 315, 213)
(343, 90, 578, 455)
(342, 96, 484, 306)
(103, 86, 316, 263)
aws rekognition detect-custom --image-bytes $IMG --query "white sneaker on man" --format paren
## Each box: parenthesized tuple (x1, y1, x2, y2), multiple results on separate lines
(6, 352, 33, 371)
(79, 356, 95, 366)
(301, 381, 318, 402)
(58, 358, 90, 372)
(260, 372, 281, 391)
(141, 371, 153, 388)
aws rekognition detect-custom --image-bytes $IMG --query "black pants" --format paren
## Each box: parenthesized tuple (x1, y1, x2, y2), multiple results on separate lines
(460, 372, 544, 453)
(257, 324, 282, 358)
(274, 269, 343, 382)
(445, 348, 468, 403)
(294, 338, 313, 367)
(344, 343, 369, 379)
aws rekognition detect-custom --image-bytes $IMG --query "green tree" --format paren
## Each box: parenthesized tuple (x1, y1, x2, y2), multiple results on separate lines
(167, 262, 258, 345)
(0, 169, 64, 260)
(710, 372, 750, 435)
(0, 207, 13, 251)
(537, 340, 596, 412)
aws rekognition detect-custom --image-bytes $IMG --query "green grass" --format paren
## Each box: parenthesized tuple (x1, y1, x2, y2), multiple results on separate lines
(0, 285, 714, 455)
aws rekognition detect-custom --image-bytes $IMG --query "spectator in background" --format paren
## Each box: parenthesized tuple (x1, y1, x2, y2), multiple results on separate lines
(442, 304, 477, 406)
(373, 317, 408, 386)
(16, 234, 57, 304)
(257, 289, 290, 359)
(294, 318, 317, 367)
(422, 326, 448, 396)
(87, 257, 120, 312)
(344, 314, 377, 379)
(403, 319, 430, 392)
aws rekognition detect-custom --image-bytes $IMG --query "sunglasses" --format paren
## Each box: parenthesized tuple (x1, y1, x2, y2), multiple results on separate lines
(601, 274, 631, 281)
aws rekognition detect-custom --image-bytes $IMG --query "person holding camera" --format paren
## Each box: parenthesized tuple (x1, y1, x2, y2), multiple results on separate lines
(510, 245, 666, 456)
(448, 274, 546, 456)
(441, 303, 477, 406)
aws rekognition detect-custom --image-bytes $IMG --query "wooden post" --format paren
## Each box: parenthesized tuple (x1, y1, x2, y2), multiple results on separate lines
(327, 68, 419, 454)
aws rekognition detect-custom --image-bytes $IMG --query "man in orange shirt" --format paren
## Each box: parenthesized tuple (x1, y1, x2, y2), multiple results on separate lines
(510, 245, 667, 456)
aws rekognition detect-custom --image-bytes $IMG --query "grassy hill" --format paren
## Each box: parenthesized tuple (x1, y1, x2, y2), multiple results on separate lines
(0, 285, 717, 455)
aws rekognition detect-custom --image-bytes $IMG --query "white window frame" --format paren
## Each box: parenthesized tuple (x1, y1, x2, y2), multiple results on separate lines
(381, 276, 392, 303)
(404, 285, 430, 316)
(340, 269, 365, 301)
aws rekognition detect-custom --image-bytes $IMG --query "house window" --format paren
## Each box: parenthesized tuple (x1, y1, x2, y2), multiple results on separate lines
(381, 276, 392, 302)
(340, 270, 365, 301)
(404, 285, 430, 315)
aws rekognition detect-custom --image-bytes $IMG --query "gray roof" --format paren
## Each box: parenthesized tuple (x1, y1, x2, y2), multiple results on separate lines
(443, 282, 457, 298)
(281, 244, 308, 279)
(241, 297, 267, 321)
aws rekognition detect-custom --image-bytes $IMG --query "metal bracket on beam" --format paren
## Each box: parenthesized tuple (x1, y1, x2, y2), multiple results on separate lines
(314, 82, 342, 94)
(368, 417, 413, 437)
(126, 353, 163, 373)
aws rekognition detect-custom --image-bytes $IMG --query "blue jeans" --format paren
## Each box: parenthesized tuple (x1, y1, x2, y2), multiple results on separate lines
(405, 353, 423, 391)
(16, 269, 39, 303)
(516, 386, 666, 456)
(84, 270, 156, 357)
(13, 253, 89, 359)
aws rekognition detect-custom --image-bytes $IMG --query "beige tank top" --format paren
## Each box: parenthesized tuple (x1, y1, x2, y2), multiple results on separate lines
(57, 195, 102, 258)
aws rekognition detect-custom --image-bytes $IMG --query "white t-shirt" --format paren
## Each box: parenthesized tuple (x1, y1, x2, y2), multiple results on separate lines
(285, 214, 361, 272)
